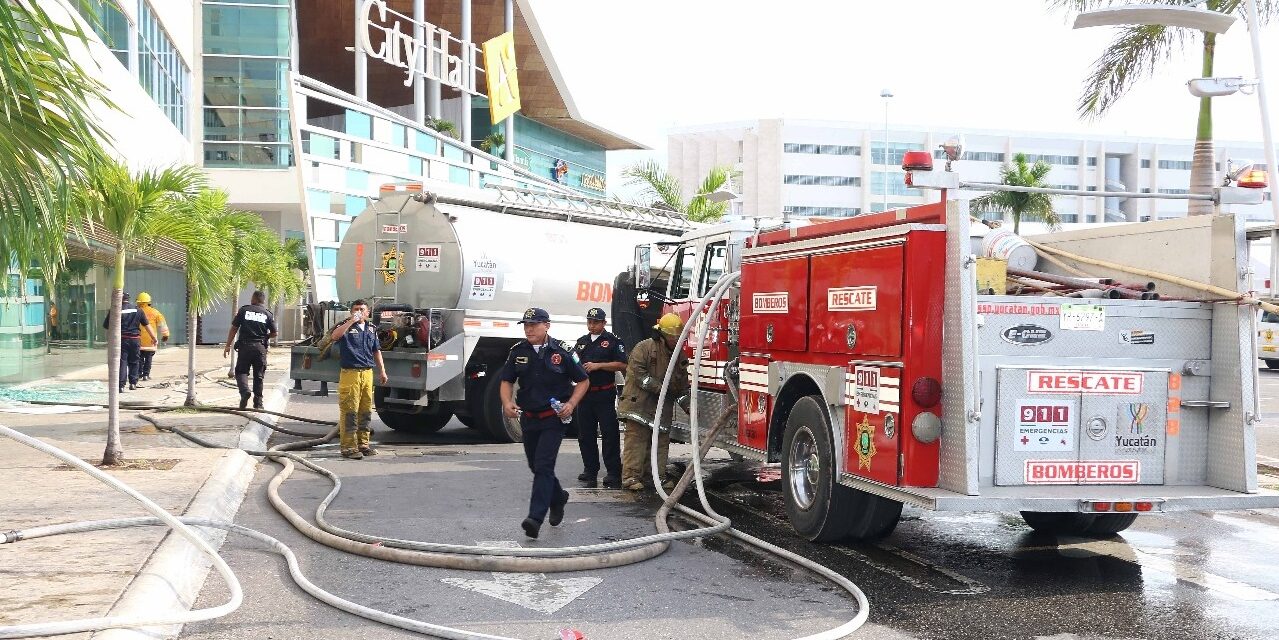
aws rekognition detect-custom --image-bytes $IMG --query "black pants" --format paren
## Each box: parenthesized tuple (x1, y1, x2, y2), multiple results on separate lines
(119, 337, 141, 388)
(234, 342, 268, 403)
(576, 391, 621, 479)
(140, 349, 156, 378)
(522, 415, 566, 523)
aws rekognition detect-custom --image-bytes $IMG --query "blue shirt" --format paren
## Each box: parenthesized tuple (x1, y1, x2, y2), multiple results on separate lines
(103, 302, 150, 338)
(336, 322, 380, 369)
(500, 337, 587, 411)
(574, 330, 626, 388)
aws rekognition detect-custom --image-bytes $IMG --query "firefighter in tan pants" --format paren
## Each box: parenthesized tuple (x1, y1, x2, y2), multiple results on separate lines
(619, 313, 690, 491)
(328, 300, 388, 459)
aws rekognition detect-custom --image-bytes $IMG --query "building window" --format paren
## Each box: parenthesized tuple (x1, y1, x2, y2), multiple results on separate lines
(1047, 184, 1079, 191)
(784, 143, 861, 156)
(869, 202, 912, 213)
(1058, 213, 1079, 223)
(1141, 159, 1152, 169)
(75, 0, 130, 67)
(1022, 154, 1079, 166)
(138, 1, 189, 134)
(1140, 188, 1152, 193)
(783, 206, 862, 217)
(1159, 160, 1193, 170)
(1086, 186, 1098, 191)
(1158, 188, 1190, 194)
(1087, 157, 1098, 167)
(870, 142, 924, 165)
(203, 0, 293, 167)
(871, 172, 915, 196)
(932, 150, 1005, 162)
(783, 175, 861, 187)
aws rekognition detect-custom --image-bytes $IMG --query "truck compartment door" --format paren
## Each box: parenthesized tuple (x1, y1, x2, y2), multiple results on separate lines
(843, 364, 902, 485)
(740, 256, 809, 352)
(809, 244, 904, 357)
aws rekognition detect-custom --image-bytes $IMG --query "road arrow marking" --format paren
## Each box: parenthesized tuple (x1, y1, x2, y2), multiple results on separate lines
(440, 541, 602, 614)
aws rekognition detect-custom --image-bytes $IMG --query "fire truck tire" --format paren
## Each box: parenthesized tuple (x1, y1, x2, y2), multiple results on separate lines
(376, 408, 451, 433)
(456, 413, 481, 429)
(1265, 359, 1279, 370)
(782, 396, 856, 542)
(476, 377, 523, 443)
(1020, 511, 1101, 535)
(1083, 513, 1139, 535)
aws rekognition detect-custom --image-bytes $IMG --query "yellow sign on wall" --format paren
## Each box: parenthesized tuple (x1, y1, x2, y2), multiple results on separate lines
(482, 31, 521, 125)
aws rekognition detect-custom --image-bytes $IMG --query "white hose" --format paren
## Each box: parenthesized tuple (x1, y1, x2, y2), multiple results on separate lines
(0, 424, 244, 639)
(647, 271, 871, 639)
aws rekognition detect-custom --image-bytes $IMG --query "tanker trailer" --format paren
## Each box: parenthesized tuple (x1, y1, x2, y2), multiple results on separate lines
(291, 183, 691, 442)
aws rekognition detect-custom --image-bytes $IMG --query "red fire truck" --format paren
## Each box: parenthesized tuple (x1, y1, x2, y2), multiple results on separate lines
(632, 164, 1279, 542)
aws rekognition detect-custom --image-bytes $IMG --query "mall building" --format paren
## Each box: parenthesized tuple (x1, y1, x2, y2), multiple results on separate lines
(669, 119, 1272, 224)
(1, 0, 643, 382)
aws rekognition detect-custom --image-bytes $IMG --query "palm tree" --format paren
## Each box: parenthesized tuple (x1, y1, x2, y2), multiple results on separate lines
(424, 116, 458, 140)
(77, 160, 206, 465)
(622, 161, 735, 223)
(1049, 0, 1277, 216)
(479, 131, 505, 156)
(176, 189, 241, 406)
(0, 1, 112, 295)
(224, 226, 303, 376)
(969, 153, 1061, 235)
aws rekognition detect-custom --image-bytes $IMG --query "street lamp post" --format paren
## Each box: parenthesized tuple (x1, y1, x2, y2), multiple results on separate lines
(880, 88, 894, 213)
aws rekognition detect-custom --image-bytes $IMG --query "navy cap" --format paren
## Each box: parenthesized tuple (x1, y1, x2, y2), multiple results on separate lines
(518, 307, 550, 324)
(586, 307, 607, 321)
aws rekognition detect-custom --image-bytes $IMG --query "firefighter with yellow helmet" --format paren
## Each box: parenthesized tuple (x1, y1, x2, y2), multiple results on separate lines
(135, 292, 168, 382)
(618, 312, 690, 491)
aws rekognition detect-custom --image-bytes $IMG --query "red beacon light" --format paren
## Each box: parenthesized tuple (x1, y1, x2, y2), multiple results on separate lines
(901, 151, 934, 172)
(1238, 167, 1269, 189)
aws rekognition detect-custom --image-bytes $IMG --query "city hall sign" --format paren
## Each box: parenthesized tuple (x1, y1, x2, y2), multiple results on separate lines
(359, 0, 481, 94)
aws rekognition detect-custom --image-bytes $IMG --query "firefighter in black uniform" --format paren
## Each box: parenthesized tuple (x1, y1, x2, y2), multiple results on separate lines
(573, 308, 627, 488)
(500, 307, 589, 539)
(223, 290, 277, 410)
(103, 292, 152, 392)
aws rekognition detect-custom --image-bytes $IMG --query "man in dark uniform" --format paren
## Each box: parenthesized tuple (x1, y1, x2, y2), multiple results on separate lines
(573, 308, 627, 488)
(103, 292, 152, 392)
(500, 307, 588, 539)
(223, 290, 277, 410)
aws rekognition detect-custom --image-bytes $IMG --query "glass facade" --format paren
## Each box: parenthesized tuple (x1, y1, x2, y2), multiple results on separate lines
(76, 0, 129, 67)
(203, 0, 293, 168)
(474, 106, 607, 197)
(869, 142, 925, 166)
(138, 2, 189, 133)
(871, 171, 915, 196)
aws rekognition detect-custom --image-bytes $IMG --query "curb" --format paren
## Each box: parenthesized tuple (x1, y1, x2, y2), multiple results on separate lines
(92, 371, 291, 640)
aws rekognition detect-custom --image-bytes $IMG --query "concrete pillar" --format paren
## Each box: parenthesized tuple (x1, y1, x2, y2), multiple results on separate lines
(460, 0, 472, 147)
(354, 0, 367, 100)
(413, 0, 426, 125)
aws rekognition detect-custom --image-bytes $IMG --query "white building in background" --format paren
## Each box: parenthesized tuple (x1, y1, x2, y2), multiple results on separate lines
(668, 119, 1272, 224)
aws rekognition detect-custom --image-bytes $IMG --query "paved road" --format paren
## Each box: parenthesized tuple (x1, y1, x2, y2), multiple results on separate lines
(179, 378, 1279, 640)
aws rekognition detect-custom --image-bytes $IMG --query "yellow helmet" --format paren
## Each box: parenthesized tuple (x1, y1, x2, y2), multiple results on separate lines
(654, 313, 684, 337)
(136, 292, 152, 304)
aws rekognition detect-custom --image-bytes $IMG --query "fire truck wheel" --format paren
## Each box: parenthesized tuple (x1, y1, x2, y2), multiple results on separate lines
(476, 376, 523, 443)
(376, 408, 451, 433)
(1083, 513, 1139, 535)
(456, 413, 481, 430)
(782, 396, 855, 542)
(1019, 511, 1099, 535)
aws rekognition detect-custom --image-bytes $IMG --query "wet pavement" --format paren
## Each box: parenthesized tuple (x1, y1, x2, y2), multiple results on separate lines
(177, 379, 1279, 640)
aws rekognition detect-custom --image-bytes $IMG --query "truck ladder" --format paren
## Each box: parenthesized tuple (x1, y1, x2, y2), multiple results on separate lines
(481, 184, 694, 236)
(369, 193, 411, 306)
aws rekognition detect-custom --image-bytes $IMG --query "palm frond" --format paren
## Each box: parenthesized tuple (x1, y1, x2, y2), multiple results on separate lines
(686, 165, 732, 223)
(1079, 23, 1188, 119)
(622, 160, 685, 212)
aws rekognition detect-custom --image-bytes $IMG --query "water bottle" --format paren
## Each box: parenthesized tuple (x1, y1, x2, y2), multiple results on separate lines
(549, 398, 572, 424)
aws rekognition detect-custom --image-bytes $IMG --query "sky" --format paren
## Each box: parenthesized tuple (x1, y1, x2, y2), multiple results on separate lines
(525, 0, 1279, 199)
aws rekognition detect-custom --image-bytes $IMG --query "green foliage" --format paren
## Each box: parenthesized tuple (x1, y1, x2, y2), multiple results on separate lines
(968, 153, 1061, 235)
(479, 131, 505, 156)
(0, 0, 113, 294)
(425, 116, 458, 139)
(622, 161, 735, 223)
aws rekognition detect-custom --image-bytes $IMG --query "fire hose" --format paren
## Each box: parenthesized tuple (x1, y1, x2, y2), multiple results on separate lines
(0, 271, 869, 639)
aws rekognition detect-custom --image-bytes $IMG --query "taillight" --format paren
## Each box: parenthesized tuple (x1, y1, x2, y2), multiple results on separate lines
(1239, 169, 1269, 189)
(911, 377, 941, 408)
(1092, 502, 1112, 512)
(1135, 501, 1155, 512)
(411, 362, 422, 378)
(1114, 502, 1134, 512)
(303, 355, 312, 369)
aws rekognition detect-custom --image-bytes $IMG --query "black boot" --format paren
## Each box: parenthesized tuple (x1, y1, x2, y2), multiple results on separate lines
(239, 394, 249, 410)
(253, 397, 264, 410)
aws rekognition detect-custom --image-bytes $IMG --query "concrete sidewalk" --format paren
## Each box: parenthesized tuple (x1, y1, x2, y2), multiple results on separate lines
(0, 344, 295, 639)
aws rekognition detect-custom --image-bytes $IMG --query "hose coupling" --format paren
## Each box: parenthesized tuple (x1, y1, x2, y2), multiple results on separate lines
(2, 530, 20, 544)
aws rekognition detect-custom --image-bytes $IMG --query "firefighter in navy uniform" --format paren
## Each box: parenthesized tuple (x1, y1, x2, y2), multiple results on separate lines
(223, 291, 277, 410)
(103, 292, 152, 392)
(500, 307, 589, 539)
(573, 308, 627, 488)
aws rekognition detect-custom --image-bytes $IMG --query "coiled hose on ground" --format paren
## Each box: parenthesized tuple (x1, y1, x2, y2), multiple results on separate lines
(0, 272, 869, 639)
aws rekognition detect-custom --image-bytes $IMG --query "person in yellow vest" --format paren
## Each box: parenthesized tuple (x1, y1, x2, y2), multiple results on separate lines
(136, 292, 168, 381)
(48, 302, 59, 341)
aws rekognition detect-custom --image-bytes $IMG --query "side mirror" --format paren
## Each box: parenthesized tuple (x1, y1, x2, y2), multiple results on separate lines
(634, 245, 651, 292)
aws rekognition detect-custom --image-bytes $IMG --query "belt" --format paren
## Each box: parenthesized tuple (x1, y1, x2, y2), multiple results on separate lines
(524, 408, 559, 419)
(122, 333, 140, 339)
(341, 367, 373, 371)
(589, 384, 615, 392)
